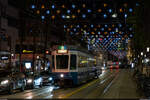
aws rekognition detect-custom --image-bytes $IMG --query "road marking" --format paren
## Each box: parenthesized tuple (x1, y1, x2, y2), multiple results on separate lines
(62, 70, 117, 98)
(102, 73, 119, 95)
(62, 78, 99, 98)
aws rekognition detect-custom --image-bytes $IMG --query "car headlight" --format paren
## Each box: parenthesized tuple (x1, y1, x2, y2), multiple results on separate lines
(49, 77, 53, 81)
(1, 80, 9, 85)
(101, 67, 105, 70)
(60, 74, 64, 78)
(27, 79, 33, 83)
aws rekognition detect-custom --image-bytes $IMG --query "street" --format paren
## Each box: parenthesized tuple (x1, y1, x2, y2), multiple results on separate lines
(0, 69, 144, 99)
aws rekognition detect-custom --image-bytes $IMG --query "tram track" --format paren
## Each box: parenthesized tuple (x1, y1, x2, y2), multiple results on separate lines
(0, 69, 119, 99)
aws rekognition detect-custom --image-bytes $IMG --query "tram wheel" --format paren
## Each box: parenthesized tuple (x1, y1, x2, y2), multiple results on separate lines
(58, 80, 64, 88)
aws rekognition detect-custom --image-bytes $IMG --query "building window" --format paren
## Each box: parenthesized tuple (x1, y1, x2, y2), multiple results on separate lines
(7, 16, 18, 28)
(8, 0, 19, 8)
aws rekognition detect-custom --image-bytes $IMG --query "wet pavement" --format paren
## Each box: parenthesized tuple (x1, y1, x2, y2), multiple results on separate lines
(0, 69, 144, 99)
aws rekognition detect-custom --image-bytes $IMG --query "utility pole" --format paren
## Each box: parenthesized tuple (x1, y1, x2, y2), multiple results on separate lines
(8, 36, 11, 68)
(43, 21, 48, 71)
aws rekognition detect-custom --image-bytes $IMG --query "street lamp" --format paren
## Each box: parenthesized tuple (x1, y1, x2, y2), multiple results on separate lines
(147, 47, 150, 52)
(112, 13, 117, 18)
(141, 52, 143, 56)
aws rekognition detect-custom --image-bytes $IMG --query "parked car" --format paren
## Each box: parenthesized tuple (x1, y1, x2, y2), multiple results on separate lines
(40, 71, 54, 85)
(0, 69, 26, 94)
(25, 72, 43, 89)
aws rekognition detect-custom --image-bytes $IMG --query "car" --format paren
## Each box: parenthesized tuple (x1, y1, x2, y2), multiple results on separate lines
(40, 71, 54, 85)
(108, 62, 119, 69)
(0, 69, 26, 94)
(25, 72, 43, 89)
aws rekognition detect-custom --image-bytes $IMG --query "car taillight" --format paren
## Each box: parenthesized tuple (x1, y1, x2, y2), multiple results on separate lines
(116, 66, 119, 68)
(110, 66, 113, 69)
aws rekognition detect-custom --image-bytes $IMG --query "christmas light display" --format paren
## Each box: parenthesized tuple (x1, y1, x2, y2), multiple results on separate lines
(29, 0, 138, 59)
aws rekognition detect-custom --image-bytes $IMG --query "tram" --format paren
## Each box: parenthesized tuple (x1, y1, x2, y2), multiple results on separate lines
(51, 45, 102, 87)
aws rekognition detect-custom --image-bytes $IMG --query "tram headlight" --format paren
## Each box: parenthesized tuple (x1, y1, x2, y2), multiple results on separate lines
(60, 74, 64, 78)
(27, 79, 33, 83)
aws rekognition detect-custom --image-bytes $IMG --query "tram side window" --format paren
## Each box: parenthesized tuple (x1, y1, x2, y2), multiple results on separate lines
(52, 55, 55, 69)
(78, 56, 88, 67)
(70, 55, 77, 70)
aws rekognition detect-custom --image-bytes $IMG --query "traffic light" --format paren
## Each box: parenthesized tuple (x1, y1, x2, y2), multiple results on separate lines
(46, 50, 49, 54)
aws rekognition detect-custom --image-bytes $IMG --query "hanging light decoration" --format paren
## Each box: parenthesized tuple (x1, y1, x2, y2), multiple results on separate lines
(46, 10, 50, 14)
(52, 4, 55, 9)
(41, 4, 45, 9)
(77, 9, 81, 13)
(31, 5, 35, 9)
(51, 15, 55, 19)
(124, 13, 128, 18)
(87, 9, 92, 13)
(72, 15, 76, 19)
(119, 8, 123, 12)
(67, 10, 71, 14)
(82, 4, 86, 8)
(129, 8, 133, 12)
(104, 3, 107, 7)
(62, 4, 65, 8)
(108, 9, 112, 13)
(98, 9, 102, 13)
(41, 15, 45, 20)
(37, 10, 40, 14)
(103, 14, 107, 18)
(72, 4, 76, 9)
(124, 3, 128, 7)
(56, 10, 61, 14)
(82, 14, 86, 18)
(62, 15, 66, 19)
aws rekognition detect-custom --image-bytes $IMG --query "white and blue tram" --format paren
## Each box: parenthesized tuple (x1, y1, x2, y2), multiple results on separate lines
(51, 45, 101, 86)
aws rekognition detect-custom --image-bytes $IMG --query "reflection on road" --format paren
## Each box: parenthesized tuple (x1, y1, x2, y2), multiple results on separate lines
(0, 69, 122, 99)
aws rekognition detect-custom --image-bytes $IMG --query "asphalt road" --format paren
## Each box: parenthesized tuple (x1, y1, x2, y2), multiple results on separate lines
(0, 69, 144, 99)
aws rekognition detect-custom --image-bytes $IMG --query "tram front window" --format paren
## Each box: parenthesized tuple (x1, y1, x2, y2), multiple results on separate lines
(56, 55, 68, 69)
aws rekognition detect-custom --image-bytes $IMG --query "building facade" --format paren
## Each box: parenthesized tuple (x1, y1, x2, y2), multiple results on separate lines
(0, 0, 19, 68)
